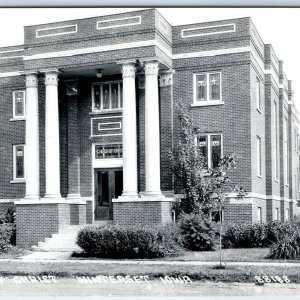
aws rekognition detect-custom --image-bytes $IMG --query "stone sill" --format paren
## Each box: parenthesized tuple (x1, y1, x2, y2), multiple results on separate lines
(15, 199, 87, 205)
(89, 109, 122, 115)
(9, 117, 26, 122)
(191, 101, 224, 107)
(10, 179, 25, 184)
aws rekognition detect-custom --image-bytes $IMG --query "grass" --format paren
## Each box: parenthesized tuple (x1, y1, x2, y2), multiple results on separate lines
(0, 246, 30, 259)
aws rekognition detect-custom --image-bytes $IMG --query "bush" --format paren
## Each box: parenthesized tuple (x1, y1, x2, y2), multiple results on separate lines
(0, 223, 15, 252)
(76, 223, 182, 259)
(178, 212, 217, 251)
(268, 228, 300, 260)
(222, 221, 300, 249)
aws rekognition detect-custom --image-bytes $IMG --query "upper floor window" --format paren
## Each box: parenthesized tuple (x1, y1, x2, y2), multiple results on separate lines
(193, 72, 222, 105)
(13, 144, 25, 182)
(257, 136, 262, 177)
(12, 90, 26, 119)
(196, 133, 222, 169)
(92, 81, 123, 111)
(256, 78, 261, 111)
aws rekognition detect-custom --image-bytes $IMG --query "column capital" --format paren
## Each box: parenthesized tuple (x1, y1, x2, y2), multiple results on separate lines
(44, 71, 59, 86)
(120, 61, 136, 79)
(144, 60, 160, 76)
(25, 72, 38, 88)
(159, 69, 175, 87)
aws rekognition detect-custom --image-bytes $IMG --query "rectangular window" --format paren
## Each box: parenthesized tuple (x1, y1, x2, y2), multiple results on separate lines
(92, 81, 123, 111)
(285, 208, 290, 221)
(256, 78, 261, 111)
(13, 144, 25, 181)
(275, 208, 279, 221)
(274, 101, 279, 180)
(257, 136, 262, 177)
(283, 117, 289, 185)
(12, 90, 25, 119)
(257, 207, 262, 223)
(194, 72, 221, 104)
(197, 134, 222, 169)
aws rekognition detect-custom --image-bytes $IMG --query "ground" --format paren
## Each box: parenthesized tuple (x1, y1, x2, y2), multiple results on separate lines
(0, 247, 300, 296)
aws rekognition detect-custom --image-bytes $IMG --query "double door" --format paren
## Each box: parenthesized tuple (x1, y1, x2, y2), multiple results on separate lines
(94, 168, 123, 220)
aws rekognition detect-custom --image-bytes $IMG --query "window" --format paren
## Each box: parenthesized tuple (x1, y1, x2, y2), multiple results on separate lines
(257, 136, 262, 177)
(275, 208, 279, 221)
(95, 144, 123, 159)
(13, 145, 25, 181)
(274, 101, 279, 180)
(196, 134, 222, 168)
(257, 207, 262, 223)
(92, 81, 123, 111)
(194, 72, 222, 104)
(283, 117, 289, 185)
(256, 78, 261, 111)
(285, 208, 290, 221)
(12, 90, 25, 119)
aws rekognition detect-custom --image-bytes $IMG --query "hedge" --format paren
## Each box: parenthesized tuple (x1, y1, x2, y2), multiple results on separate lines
(0, 223, 15, 252)
(76, 223, 182, 258)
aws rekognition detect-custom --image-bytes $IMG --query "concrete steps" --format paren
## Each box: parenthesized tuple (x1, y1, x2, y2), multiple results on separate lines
(31, 221, 112, 253)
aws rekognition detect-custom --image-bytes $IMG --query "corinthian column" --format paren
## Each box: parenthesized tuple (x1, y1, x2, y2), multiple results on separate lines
(144, 60, 161, 196)
(43, 69, 62, 199)
(24, 72, 40, 200)
(120, 61, 138, 197)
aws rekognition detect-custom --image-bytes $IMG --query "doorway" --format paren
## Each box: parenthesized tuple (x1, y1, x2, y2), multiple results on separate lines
(94, 168, 123, 220)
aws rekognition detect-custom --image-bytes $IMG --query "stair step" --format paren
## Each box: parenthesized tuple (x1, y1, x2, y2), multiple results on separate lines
(32, 246, 81, 252)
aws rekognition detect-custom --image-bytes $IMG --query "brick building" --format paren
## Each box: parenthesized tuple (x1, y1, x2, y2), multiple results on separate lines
(0, 9, 299, 248)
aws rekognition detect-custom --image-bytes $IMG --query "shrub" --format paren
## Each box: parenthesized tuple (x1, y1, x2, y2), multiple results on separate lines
(0, 223, 15, 252)
(76, 223, 182, 258)
(178, 212, 217, 251)
(222, 221, 300, 249)
(268, 228, 300, 259)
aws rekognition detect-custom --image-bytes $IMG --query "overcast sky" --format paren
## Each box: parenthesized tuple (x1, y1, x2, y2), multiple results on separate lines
(0, 7, 298, 111)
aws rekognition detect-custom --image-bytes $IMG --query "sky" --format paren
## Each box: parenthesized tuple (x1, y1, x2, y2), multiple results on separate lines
(0, 7, 298, 111)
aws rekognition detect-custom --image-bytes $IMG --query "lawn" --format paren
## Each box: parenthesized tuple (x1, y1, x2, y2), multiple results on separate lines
(0, 247, 30, 259)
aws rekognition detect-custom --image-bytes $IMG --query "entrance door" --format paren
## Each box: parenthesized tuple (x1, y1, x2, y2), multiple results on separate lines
(94, 168, 123, 220)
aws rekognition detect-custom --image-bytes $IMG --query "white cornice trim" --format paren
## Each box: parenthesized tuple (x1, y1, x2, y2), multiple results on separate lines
(0, 71, 22, 78)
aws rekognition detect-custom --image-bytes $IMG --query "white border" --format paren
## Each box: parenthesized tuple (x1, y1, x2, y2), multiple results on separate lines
(36, 24, 78, 38)
(91, 116, 122, 138)
(182, 23, 236, 38)
(96, 15, 141, 30)
(98, 122, 122, 131)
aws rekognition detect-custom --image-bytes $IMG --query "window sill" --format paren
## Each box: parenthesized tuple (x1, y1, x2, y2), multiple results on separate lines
(90, 109, 122, 115)
(10, 179, 26, 184)
(10, 117, 26, 121)
(256, 108, 262, 114)
(191, 101, 224, 107)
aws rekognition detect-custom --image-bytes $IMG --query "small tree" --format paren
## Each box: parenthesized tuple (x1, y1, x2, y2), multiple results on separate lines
(171, 102, 246, 265)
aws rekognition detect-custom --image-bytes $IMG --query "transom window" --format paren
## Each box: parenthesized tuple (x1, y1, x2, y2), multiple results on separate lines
(92, 81, 123, 111)
(13, 144, 25, 181)
(194, 72, 221, 103)
(12, 90, 25, 119)
(196, 134, 222, 169)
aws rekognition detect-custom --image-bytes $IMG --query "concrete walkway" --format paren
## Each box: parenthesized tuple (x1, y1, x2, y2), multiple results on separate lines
(4, 253, 300, 266)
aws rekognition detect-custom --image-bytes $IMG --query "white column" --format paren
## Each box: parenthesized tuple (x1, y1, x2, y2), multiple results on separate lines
(144, 60, 161, 196)
(24, 72, 40, 200)
(43, 69, 62, 199)
(121, 61, 138, 197)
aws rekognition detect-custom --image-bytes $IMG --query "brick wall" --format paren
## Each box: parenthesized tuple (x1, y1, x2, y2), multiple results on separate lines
(113, 200, 173, 226)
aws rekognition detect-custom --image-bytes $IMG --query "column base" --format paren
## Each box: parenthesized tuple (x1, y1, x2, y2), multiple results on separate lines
(66, 193, 81, 201)
(113, 195, 174, 226)
(43, 194, 63, 201)
(142, 191, 162, 198)
(24, 195, 40, 200)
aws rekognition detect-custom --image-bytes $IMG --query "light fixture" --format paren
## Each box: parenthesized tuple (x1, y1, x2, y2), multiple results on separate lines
(96, 69, 103, 78)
